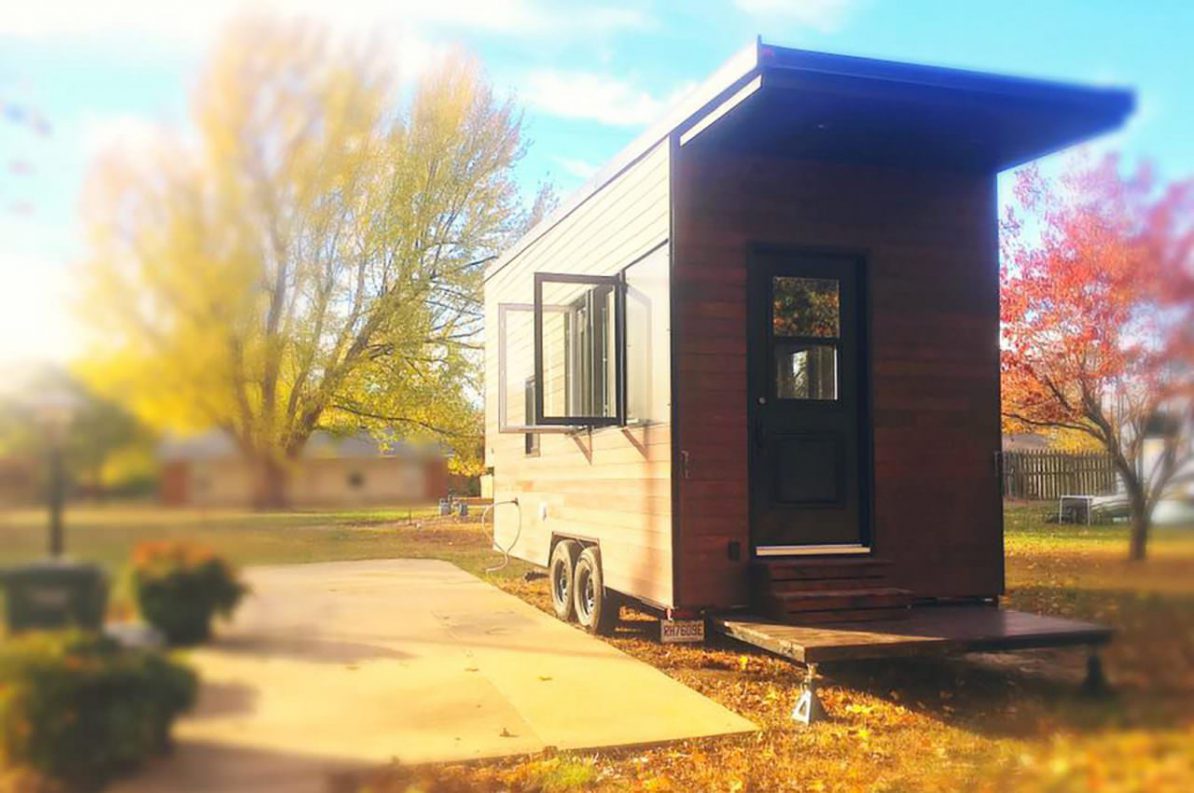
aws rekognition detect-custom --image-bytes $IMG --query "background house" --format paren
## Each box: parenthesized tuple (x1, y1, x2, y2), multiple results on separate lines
(159, 430, 457, 508)
(0, 455, 37, 506)
(1002, 432, 1051, 452)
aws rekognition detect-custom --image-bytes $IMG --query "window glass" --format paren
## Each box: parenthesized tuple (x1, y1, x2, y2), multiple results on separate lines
(537, 276, 618, 422)
(496, 303, 533, 432)
(775, 344, 838, 400)
(524, 378, 540, 455)
(540, 303, 571, 417)
(625, 250, 670, 423)
(772, 277, 840, 338)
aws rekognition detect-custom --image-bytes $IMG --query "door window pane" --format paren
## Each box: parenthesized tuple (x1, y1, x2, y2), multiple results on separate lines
(775, 344, 838, 400)
(772, 277, 840, 338)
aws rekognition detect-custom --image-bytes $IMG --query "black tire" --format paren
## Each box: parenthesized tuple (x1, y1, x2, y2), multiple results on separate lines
(549, 540, 582, 622)
(573, 546, 619, 635)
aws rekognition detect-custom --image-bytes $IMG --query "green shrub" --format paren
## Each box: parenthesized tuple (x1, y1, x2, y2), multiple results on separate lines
(0, 631, 197, 791)
(130, 541, 247, 645)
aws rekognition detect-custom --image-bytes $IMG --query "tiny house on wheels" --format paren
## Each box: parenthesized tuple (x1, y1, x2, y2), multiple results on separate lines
(484, 41, 1133, 718)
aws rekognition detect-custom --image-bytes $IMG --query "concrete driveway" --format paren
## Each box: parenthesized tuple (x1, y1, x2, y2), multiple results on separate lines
(115, 559, 755, 793)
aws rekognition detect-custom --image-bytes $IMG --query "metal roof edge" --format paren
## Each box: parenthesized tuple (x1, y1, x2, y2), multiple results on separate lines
(485, 40, 759, 283)
(757, 40, 1135, 115)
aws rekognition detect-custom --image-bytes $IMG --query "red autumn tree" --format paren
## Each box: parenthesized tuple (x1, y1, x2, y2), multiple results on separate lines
(1001, 153, 1193, 560)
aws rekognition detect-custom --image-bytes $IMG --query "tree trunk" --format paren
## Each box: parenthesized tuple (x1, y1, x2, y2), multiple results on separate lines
(1125, 481, 1150, 561)
(1129, 512, 1149, 562)
(1111, 452, 1151, 563)
(253, 456, 290, 511)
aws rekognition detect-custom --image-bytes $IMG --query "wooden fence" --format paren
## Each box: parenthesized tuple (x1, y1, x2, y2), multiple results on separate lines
(1000, 450, 1117, 500)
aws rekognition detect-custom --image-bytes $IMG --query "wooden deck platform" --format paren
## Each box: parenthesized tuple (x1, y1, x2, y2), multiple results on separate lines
(711, 605, 1111, 665)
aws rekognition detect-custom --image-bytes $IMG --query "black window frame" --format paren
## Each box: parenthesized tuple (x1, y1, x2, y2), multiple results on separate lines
(533, 272, 626, 427)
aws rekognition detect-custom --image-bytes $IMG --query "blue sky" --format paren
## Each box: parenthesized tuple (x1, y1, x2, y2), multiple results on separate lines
(1, 0, 1190, 367)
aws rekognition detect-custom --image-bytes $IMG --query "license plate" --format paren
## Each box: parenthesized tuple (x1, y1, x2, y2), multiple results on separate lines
(660, 619, 705, 644)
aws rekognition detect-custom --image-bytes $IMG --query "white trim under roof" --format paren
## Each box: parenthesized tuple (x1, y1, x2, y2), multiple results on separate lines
(679, 75, 763, 147)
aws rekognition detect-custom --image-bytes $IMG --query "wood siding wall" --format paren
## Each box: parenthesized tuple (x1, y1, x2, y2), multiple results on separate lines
(484, 141, 675, 607)
(672, 148, 1003, 608)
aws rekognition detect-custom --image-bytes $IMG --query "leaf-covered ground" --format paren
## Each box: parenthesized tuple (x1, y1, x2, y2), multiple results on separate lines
(361, 503, 1194, 793)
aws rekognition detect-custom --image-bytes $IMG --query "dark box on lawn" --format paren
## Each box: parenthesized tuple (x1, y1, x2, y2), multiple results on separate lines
(1, 561, 108, 632)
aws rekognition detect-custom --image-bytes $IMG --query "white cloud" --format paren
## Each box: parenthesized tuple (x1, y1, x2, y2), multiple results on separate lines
(3, 2, 648, 91)
(407, 1, 648, 36)
(734, 0, 858, 32)
(524, 71, 694, 127)
(0, 1, 648, 42)
(553, 156, 599, 180)
(79, 113, 167, 160)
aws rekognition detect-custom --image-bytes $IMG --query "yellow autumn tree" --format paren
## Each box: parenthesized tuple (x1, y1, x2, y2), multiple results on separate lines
(76, 16, 550, 507)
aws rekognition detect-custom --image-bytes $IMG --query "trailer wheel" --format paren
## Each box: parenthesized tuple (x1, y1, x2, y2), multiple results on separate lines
(549, 540, 582, 622)
(573, 546, 619, 635)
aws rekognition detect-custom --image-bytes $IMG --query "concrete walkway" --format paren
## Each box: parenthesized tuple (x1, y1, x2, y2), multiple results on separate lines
(115, 559, 754, 792)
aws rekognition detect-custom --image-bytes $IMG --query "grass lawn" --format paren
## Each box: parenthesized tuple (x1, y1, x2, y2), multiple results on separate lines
(0, 503, 532, 621)
(2, 501, 1191, 791)
(0, 503, 464, 572)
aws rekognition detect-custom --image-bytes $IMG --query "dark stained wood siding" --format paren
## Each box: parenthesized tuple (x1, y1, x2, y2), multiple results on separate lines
(672, 147, 1003, 608)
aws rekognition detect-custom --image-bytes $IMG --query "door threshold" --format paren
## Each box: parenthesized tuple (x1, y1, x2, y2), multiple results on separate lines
(756, 544, 871, 557)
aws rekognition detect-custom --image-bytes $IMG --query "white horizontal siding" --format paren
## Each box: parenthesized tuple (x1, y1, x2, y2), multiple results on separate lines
(484, 140, 674, 607)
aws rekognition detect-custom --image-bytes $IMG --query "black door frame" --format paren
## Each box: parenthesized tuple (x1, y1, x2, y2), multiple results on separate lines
(745, 243, 876, 556)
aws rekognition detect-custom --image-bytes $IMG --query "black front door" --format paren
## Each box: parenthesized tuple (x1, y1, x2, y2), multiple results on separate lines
(747, 250, 869, 550)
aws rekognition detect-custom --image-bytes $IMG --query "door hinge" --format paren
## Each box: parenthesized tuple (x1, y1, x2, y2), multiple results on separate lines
(680, 450, 691, 479)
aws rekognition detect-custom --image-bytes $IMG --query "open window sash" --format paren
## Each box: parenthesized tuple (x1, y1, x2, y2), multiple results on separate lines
(496, 303, 572, 433)
(533, 272, 626, 427)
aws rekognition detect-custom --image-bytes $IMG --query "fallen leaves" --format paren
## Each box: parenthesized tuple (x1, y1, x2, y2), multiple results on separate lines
(351, 505, 1194, 792)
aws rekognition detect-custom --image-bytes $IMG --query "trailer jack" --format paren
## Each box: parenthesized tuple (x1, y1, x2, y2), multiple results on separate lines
(792, 663, 828, 725)
(1081, 646, 1109, 697)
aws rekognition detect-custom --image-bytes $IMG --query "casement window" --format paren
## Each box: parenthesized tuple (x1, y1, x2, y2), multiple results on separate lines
(496, 271, 644, 434)
(532, 272, 625, 427)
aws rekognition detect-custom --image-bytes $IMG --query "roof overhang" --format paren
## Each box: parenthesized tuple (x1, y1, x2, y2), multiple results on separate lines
(679, 42, 1135, 172)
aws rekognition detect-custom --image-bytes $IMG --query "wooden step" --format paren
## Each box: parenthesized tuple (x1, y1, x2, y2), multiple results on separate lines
(754, 558, 892, 583)
(751, 558, 911, 624)
(769, 587, 913, 613)
(762, 576, 896, 594)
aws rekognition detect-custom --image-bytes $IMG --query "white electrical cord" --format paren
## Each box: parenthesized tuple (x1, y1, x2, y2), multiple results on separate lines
(483, 498, 521, 574)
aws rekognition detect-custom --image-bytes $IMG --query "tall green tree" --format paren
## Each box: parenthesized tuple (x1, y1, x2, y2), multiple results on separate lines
(78, 16, 549, 507)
